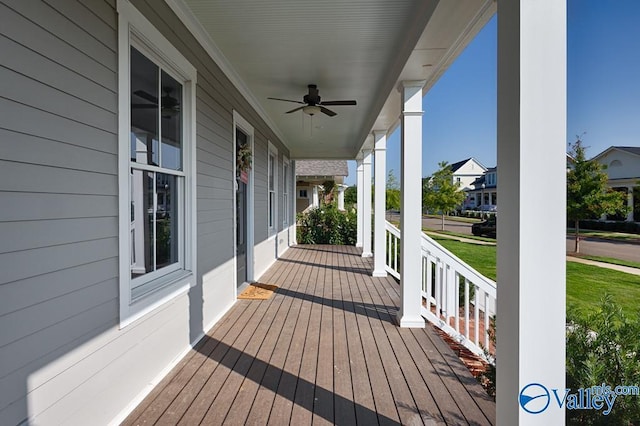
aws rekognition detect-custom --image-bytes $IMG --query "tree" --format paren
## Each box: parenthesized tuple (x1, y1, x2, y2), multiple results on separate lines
(567, 137, 628, 252)
(344, 185, 357, 207)
(385, 170, 400, 211)
(422, 161, 466, 230)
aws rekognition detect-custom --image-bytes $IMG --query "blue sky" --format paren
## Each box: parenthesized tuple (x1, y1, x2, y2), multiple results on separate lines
(345, 1, 640, 185)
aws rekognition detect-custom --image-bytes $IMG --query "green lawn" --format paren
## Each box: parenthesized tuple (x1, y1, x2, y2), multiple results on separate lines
(434, 237, 497, 280)
(435, 238, 640, 317)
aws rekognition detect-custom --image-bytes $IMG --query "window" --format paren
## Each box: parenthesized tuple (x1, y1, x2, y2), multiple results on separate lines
(118, 1, 197, 326)
(268, 142, 277, 234)
(299, 189, 308, 198)
(283, 157, 290, 226)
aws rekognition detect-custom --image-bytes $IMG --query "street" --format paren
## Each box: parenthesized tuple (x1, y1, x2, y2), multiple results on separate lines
(388, 213, 640, 263)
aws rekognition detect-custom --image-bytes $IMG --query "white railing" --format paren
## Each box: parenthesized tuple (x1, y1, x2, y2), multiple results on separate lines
(384, 221, 497, 360)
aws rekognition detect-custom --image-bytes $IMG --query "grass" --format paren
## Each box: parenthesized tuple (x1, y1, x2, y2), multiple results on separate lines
(566, 262, 640, 317)
(435, 238, 497, 280)
(435, 238, 640, 317)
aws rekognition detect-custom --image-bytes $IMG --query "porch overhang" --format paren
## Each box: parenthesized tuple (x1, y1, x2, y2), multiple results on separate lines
(167, 0, 495, 159)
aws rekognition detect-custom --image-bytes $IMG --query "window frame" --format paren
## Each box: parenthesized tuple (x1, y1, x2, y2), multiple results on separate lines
(117, 0, 197, 327)
(267, 142, 278, 236)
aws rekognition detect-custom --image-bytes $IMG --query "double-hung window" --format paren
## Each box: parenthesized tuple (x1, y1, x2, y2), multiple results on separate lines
(268, 142, 277, 234)
(118, 1, 197, 326)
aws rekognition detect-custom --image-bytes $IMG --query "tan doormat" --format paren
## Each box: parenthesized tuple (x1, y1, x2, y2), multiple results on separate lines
(237, 283, 278, 300)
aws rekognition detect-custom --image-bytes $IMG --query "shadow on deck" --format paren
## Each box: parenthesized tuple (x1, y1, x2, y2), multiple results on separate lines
(123, 245, 495, 425)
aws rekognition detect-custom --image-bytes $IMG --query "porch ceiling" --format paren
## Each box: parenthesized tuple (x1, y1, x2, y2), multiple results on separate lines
(175, 0, 495, 159)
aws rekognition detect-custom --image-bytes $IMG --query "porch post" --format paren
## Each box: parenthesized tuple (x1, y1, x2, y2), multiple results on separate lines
(312, 185, 319, 208)
(496, 1, 566, 424)
(627, 186, 634, 222)
(362, 149, 373, 257)
(337, 184, 346, 211)
(372, 131, 388, 276)
(397, 80, 426, 328)
(292, 161, 297, 244)
(356, 159, 364, 247)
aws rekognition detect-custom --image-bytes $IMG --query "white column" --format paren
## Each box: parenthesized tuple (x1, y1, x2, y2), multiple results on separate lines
(291, 161, 297, 244)
(397, 81, 426, 328)
(312, 185, 319, 208)
(356, 159, 364, 247)
(362, 149, 373, 258)
(337, 185, 346, 211)
(627, 186, 634, 222)
(373, 131, 388, 276)
(496, 1, 566, 424)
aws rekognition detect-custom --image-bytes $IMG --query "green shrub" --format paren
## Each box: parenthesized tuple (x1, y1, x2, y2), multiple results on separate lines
(566, 294, 640, 424)
(297, 205, 357, 245)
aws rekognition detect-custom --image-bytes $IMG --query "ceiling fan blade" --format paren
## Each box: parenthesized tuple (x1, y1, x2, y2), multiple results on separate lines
(320, 106, 337, 117)
(321, 100, 357, 106)
(268, 97, 305, 104)
(286, 106, 306, 114)
(132, 104, 158, 109)
(133, 90, 159, 104)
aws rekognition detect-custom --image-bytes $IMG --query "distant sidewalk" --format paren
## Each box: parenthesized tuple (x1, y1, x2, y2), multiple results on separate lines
(567, 256, 640, 276)
(423, 230, 496, 246)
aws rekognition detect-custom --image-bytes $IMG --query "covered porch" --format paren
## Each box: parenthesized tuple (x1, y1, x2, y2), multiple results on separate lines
(123, 245, 495, 425)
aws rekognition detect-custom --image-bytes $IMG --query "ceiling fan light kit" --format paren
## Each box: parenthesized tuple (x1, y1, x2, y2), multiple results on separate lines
(302, 105, 321, 116)
(268, 84, 356, 117)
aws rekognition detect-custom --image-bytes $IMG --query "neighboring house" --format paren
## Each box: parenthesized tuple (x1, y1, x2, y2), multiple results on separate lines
(462, 153, 576, 211)
(465, 167, 497, 210)
(593, 146, 640, 221)
(449, 157, 487, 191)
(295, 160, 349, 213)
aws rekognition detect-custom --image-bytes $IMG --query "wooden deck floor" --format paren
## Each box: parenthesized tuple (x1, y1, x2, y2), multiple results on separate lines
(123, 245, 495, 426)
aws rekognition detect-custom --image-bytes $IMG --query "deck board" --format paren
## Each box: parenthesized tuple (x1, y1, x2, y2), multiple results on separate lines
(123, 245, 495, 426)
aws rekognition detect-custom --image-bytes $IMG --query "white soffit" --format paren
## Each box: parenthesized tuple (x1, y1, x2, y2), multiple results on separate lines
(175, 0, 495, 159)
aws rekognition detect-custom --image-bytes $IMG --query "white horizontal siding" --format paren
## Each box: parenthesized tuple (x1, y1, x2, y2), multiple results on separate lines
(0, 0, 293, 424)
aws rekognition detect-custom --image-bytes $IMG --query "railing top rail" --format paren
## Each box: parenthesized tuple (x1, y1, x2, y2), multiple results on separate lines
(385, 220, 401, 237)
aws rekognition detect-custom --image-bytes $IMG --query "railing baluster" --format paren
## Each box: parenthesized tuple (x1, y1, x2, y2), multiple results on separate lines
(464, 278, 470, 340)
(474, 285, 480, 346)
(426, 256, 433, 306)
(454, 271, 460, 333)
(485, 291, 490, 350)
(393, 235, 398, 272)
(435, 260, 441, 318)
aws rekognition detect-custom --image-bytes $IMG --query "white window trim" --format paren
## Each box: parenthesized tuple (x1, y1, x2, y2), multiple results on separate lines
(267, 141, 278, 237)
(117, 0, 197, 328)
(282, 156, 290, 227)
(233, 110, 255, 285)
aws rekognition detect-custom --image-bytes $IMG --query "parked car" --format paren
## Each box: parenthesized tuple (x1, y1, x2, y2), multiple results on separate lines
(471, 216, 496, 238)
